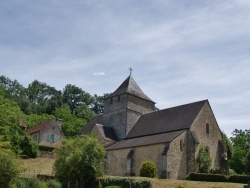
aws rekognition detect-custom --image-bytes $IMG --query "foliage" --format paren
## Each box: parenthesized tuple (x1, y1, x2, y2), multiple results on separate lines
(230, 129, 250, 174)
(196, 145, 212, 173)
(10, 178, 62, 188)
(0, 150, 22, 188)
(186, 173, 228, 182)
(62, 84, 94, 116)
(53, 135, 106, 187)
(99, 177, 150, 188)
(228, 174, 250, 184)
(54, 104, 87, 136)
(24, 113, 55, 128)
(91, 93, 110, 114)
(140, 160, 158, 178)
(245, 150, 250, 175)
(221, 131, 232, 159)
(228, 169, 237, 176)
(39, 145, 55, 152)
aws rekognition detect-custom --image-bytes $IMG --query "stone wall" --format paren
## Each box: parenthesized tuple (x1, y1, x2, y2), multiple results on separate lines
(38, 120, 63, 148)
(190, 102, 223, 171)
(104, 94, 155, 140)
(106, 132, 188, 179)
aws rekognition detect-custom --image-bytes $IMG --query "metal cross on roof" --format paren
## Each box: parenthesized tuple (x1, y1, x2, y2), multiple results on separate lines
(129, 67, 133, 76)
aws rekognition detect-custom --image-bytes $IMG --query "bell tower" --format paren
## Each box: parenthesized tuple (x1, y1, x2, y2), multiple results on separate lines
(103, 75, 155, 140)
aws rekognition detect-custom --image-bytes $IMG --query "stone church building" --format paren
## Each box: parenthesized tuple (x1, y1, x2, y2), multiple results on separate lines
(79, 75, 227, 179)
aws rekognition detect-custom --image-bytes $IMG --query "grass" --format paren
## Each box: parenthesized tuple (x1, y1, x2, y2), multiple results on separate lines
(20, 157, 55, 177)
(150, 178, 244, 188)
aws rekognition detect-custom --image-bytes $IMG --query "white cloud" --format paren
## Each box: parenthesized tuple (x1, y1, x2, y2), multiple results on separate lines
(93, 72, 106, 76)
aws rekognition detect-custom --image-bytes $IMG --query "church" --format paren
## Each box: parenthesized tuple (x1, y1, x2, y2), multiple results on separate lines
(79, 75, 227, 179)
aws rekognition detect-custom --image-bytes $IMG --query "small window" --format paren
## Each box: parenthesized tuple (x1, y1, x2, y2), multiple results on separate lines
(206, 123, 209, 134)
(117, 96, 120, 102)
(110, 98, 113, 104)
(180, 140, 183, 151)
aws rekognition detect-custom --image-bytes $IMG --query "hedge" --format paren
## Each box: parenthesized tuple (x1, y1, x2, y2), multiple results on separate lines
(39, 145, 55, 152)
(186, 173, 250, 184)
(228, 175, 250, 184)
(186, 173, 228, 182)
(98, 177, 150, 188)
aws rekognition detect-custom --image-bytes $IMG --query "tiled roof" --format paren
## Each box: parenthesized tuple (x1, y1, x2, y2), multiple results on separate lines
(126, 100, 207, 138)
(106, 130, 185, 150)
(26, 119, 55, 134)
(96, 124, 117, 142)
(106, 76, 155, 103)
(78, 114, 104, 134)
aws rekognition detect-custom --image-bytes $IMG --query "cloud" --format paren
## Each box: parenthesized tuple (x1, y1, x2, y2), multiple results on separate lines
(93, 72, 106, 76)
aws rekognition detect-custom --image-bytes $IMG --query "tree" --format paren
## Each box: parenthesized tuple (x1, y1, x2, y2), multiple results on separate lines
(54, 135, 106, 188)
(63, 84, 94, 115)
(221, 131, 232, 159)
(0, 150, 22, 188)
(196, 145, 212, 173)
(230, 129, 250, 174)
(140, 160, 158, 178)
(245, 150, 250, 175)
(91, 94, 109, 114)
(54, 104, 87, 136)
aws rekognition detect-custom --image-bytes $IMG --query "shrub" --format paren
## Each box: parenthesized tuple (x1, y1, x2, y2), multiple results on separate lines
(140, 160, 158, 178)
(228, 175, 250, 184)
(39, 145, 55, 152)
(186, 173, 228, 182)
(229, 169, 237, 176)
(0, 150, 22, 188)
(196, 145, 212, 173)
(47, 180, 62, 188)
(99, 177, 150, 188)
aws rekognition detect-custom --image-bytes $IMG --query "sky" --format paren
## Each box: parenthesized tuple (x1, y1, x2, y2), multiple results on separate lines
(0, 0, 250, 137)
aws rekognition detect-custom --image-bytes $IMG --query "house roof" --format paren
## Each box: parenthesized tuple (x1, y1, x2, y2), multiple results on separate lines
(79, 114, 104, 135)
(95, 124, 117, 142)
(106, 76, 155, 103)
(106, 130, 185, 150)
(26, 119, 56, 134)
(126, 100, 207, 138)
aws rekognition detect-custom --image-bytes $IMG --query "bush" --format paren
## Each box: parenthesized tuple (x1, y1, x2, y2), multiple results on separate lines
(10, 178, 62, 188)
(99, 177, 150, 188)
(39, 145, 55, 152)
(140, 160, 158, 178)
(0, 150, 22, 188)
(186, 173, 228, 182)
(228, 175, 250, 184)
(209, 168, 221, 174)
(229, 169, 237, 176)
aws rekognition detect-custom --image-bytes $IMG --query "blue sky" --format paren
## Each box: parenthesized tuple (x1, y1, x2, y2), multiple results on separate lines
(1, 0, 250, 137)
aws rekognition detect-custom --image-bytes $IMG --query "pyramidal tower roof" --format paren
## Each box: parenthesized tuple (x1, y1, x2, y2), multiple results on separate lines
(107, 76, 155, 103)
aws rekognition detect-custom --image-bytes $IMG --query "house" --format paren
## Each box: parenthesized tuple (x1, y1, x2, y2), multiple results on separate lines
(26, 119, 64, 148)
(79, 75, 228, 179)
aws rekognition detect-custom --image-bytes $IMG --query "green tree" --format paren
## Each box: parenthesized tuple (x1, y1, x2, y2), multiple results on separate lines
(230, 129, 250, 174)
(54, 104, 86, 136)
(54, 135, 105, 188)
(63, 84, 94, 115)
(221, 131, 232, 159)
(91, 94, 109, 114)
(0, 150, 22, 188)
(245, 150, 250, 175)
(196, 145, 212, 173)
(140, 160, 158, 178)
